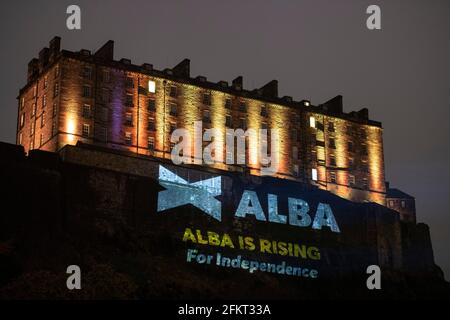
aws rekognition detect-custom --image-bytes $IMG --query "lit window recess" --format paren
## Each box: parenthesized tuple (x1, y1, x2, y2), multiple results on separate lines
(309, 116, 316, 128)
(148, 80, 156, 93)
(311, 168, 318, 181)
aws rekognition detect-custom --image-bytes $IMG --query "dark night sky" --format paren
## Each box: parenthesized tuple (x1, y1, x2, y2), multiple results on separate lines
(1, 0, 449, 280)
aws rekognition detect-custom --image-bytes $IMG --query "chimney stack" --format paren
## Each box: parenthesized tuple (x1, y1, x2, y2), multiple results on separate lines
(259, 80, 278, 98)
(27, 58, 39, 83)
(49, 36, 61, 62)
(232, 76, 243, 90)
(173, 59, 190, 78)
(94, 40, 114, 60)
(38, 47, 50, 72)
(322, 95, 343, 114)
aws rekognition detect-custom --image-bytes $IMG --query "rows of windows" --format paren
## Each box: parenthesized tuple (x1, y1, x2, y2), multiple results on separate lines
(65, 74, 374, 188)
(20, 64, 60, 144)
(388, 200, 406, 209)
(22, 119, 58, 150)
(310, 168, 369, 189)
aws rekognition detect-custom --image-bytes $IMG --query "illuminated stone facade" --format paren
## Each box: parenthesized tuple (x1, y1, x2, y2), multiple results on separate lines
(17, 37, 386, 205)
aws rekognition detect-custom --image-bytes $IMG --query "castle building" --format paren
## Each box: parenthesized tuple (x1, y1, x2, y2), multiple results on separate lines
(386, 182, 417, 223)
(16, 37, 386, 205)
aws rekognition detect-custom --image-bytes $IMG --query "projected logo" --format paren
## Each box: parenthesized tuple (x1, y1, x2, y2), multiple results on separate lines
(157, 165, 222, 221)
(157, 165, 340, 233)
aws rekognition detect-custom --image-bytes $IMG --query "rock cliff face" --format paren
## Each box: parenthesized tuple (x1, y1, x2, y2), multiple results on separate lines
(0, 142, 447, 299)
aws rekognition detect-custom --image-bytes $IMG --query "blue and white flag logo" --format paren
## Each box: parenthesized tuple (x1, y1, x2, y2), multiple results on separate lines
(157, 165, 222, 221)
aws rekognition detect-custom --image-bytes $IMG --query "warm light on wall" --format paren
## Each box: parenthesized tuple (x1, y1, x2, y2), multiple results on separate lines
(67, 119, 76, 142)
(309, 116, 316, 128)
(367, 126, 385, 205)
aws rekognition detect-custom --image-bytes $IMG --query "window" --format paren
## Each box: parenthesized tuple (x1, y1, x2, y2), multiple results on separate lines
(169, 103, 177, 116)
(349, 158, 354, 168)
(20, 113, 25, 128)
(360, 131, 367, 140)
(329, 138, 336, 149)
(44, 76, 48, 89)
(203, 110, 211, 123)
(225, 115, 232, 127)
(29, 139, 34, 150)
(389, 200, 394, 208)
(311, 168, 318, 181)
(239, 102, 246, 112)
(330, 172, 337, 183)
(361, 163, 368, 173)
(349, 174, 356, 187)
(125, 112, 133, 126)
(82, 124, 90, 137)
(293, 165, 299, 176)
(148, 137, 155, 151)
(20, 97, 24, 109)
(41, 112, 45, 127)
(203, 93, 211, 106)
(52, 103, 57, 117)
(39, 134, 43, 147)
(97, 127, 107, 142)
(261, 105, 268, 117)
(169, 86, 177, 98)
(239, 118, 247, 130)
(32, 103, 37, 117)
(148, 80, 156, 93)
(362, 178, 368, 190)
(18, 133, 23, 145)
(329, 155, 336, 167)
(83, 67, 92, 80)
(148, 117, 155, 131)
(82, 85, 90, 98)
(148, 99, 156, 111)
(102, 70, 110, 82)
(100, 107, 108, 122)
(328, 122, 335, 132)
(261, 122, 268, 130)
(125, 77, 134, 88)
(42, 95, 47, 108)
(52, 120, 57, 136)
(225, 98, 232, 109)
(170, 123, 176, 134)
(361, 144, 368, 155)
(292, 146, 298, 160)
(101, 88, 110, 103)
(311, 133, 316, 144)
(125, 132, 132, 145)
(125, 94, 133, 107)
(82, 104, 91, 118)
(401, 200, 406, 208)
(348, 141, 354, 152)
(30, 122, 35, 136)
(292, 129, 298, 141)
(55, 65, 60, 78)
(309, 116, 316, 128)
(33, 86, 37, 97)
(54, 83, 59, 97)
